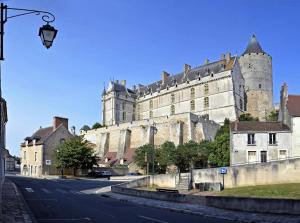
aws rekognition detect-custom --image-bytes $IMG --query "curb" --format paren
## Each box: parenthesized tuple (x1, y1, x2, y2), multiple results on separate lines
(11, 181, 37, 223)
(102, 193, 285, 223)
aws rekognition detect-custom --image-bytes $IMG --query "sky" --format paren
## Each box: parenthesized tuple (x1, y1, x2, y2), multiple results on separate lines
(1, 0, 300, 156)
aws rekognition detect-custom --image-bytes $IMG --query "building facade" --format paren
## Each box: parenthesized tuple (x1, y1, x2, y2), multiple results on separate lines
(230, 122, 292, 166)
(20, 117, 73, 177)
(83, 35, 274, 167)
(279, 83, 300, 157)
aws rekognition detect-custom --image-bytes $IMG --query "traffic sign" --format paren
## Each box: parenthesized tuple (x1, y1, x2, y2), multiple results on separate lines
(45, 160, 52, 165)
(220, 167, 227, 174)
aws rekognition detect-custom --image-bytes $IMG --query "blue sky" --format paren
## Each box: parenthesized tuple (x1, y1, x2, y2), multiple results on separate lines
(1, 0, 300, 156)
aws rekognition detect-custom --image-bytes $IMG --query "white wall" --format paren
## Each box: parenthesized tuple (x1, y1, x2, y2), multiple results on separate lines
(292, 117, 300, 157)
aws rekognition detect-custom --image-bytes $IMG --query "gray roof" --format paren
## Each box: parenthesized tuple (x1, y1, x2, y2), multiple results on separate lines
(231, 121, 290, 132)
(135, 57, 236, 96)
(21, 127, 53, 146)
(243, 35, 265, 55)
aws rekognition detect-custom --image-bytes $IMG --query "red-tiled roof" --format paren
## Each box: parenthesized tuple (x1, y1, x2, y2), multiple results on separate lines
(230, 121, 290, 132)
(287, 95, 300, 117)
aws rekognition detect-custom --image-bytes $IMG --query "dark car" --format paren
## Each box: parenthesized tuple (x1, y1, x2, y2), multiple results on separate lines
(88, 170, 112, 178)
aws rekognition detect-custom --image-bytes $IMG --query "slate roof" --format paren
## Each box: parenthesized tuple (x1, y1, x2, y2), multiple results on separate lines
(287, 95, 300, 117)
(242, 35, 266, 55)
(230, 121, 290, 132)
(134, 57, 236, 96)
(21, 126, 53, 147)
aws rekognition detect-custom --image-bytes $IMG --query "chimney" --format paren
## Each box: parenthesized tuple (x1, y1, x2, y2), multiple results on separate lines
(280, 83, 288, 125)
(220, 54, 225, 60)
(184, 64, 191, 75)
(53, 116, 68, 130)
(204, 59, 209, 64)
(162, 71, 170, 84)
(121, 80, 126, 86)
(225, 53, 231, 63)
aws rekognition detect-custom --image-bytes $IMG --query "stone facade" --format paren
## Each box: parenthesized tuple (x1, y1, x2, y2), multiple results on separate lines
(82, 113, 220, 166)
(20, 117, 73, 177)
(83, 35, 275, 167)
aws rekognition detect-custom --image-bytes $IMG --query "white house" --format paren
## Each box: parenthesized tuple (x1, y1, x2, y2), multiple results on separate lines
(230, 121, 292, 166)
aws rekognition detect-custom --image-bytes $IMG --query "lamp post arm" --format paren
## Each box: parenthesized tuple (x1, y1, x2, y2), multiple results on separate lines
(4, 6, 56, 23)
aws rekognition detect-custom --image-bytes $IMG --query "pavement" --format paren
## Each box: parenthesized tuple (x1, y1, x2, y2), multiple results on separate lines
(2, 178, 33, 223)
(6, 175, 238, 223)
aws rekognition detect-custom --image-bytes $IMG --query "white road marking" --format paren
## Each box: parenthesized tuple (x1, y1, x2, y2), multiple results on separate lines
(41, 188, 51, 194)
(25, 187, 34, 192)
(70, 190, 83, 195)
(138, 215, 168, 223)
(38, 217, 91, 221)
(56, 189, 67, 194)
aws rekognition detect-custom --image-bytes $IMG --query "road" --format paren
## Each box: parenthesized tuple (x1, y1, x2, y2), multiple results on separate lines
(9, 175, 239, 223)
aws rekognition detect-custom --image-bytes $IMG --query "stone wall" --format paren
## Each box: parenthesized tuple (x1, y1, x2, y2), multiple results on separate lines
(82, 113, 220, 159)
(193, 158, 300, 188)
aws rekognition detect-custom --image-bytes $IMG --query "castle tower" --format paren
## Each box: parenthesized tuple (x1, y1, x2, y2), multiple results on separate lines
(239, 35, 273, 120)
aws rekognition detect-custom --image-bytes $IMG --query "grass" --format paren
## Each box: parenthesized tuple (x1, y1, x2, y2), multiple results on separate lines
(212, 183, 300, 199)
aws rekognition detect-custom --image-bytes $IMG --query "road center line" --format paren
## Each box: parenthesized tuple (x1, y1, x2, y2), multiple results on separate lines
(25, 187, 34, 192)
(138, 215, 168, 223)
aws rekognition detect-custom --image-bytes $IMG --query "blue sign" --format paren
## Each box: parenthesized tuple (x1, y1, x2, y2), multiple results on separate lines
(220, 167, 227, 174)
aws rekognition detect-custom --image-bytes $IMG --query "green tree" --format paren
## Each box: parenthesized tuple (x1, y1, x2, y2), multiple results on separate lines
(92, 122, 102, 129)
(13, 155, 21, 165)
(239, 113, 259, 121)
(133, 144, 158, 174)
(156, 141, 176, 173)
(55, 136, 97, 176)
(267, 110, 279, 121)
(208, 119, 230, 167)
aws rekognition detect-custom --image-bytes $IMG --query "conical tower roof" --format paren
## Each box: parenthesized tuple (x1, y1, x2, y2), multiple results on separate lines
(243, 35, 265, 55)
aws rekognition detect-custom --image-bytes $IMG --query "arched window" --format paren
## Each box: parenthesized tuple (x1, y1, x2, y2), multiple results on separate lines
(204, 84, 209, 95)
(171, 93, 175, 103)
(190, 100, 195, 111)
(191, 88, 195, 99)
(171, 105, 175, 115)
(204, 97, 209, 108)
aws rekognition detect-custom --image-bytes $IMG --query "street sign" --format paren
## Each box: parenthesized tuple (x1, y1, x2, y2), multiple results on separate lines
(220, 167, 227, 174)
(45, 160, 51, 165)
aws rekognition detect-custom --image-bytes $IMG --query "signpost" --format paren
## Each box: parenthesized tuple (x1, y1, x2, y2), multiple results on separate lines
(219, 167, 227, 190)
(45, 160, 51, 175)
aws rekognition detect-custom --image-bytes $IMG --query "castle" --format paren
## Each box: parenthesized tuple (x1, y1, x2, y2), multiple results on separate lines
(81, 35, 274, 167)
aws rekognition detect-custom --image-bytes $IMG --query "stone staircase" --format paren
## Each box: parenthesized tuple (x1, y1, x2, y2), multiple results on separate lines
(176, 173, 191, 191)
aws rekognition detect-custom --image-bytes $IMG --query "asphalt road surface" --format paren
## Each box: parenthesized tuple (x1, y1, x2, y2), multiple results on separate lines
(9, 176, 240, 223)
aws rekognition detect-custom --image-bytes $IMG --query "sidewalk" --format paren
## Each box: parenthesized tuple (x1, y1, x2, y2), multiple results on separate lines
(103, 192, 300, 223)
(2, 179, 34, 223)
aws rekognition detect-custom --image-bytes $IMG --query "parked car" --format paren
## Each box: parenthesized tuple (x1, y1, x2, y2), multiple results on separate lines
(88, 170, 112, 178)
(127, 172, 142, 176)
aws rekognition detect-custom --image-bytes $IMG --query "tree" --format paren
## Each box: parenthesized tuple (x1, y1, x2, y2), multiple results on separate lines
(239, 113, 259, 121)
(156, 141, 176, 173)
(133, 144, 158, 174)
(13, 155, 21, 165)
(92, 122, 102, 129)
(267, 110, 279, 121)
(208, 119, 230, 167)
(55, 136, 97, 176)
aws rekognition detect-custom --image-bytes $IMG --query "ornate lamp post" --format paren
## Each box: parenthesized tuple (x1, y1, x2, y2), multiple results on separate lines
(0, 3, 58, 60)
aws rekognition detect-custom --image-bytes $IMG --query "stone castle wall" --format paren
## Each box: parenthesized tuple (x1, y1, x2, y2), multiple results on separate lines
(82, 113, 220, 158)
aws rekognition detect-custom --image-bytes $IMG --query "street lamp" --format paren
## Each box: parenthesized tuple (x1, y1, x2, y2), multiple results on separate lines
(39, 23, 58, 49)
(0, 3, 58, 60)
